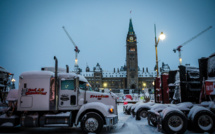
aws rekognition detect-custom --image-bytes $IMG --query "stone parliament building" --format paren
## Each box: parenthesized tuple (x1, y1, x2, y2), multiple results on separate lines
(81, 19, 168, 92)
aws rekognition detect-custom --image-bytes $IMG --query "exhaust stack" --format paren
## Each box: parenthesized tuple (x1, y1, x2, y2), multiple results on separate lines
(66, 65, 69, 73)
(54, 56, 58, 111)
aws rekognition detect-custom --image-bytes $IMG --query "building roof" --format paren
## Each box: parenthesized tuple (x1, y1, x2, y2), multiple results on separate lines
(128, 19, 135, 35)
(102, 71, 126, 78)
(0, 66, 9, 73)
(81, 70, 157, 78)
(82, 72, 94, 77)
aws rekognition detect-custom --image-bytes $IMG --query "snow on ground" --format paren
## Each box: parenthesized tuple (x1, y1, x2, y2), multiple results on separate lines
(102, 103, 162, 134)
(111, 103, 215, 134)
(0, 102, 214, 133)
(0, 104, 8, 114)
(1, 122, 13, 127)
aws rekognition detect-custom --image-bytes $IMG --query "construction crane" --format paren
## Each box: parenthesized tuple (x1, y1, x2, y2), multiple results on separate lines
(62, 26, 80, 70)
(173, 26, 212, 65)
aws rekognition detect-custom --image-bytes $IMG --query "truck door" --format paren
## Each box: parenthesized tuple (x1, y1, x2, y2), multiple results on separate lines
(59, 79, 77, 108)
(20, 96, 33, 108)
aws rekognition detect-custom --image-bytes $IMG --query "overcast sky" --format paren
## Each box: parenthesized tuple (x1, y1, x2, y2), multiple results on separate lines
(0, 0, 215, 88)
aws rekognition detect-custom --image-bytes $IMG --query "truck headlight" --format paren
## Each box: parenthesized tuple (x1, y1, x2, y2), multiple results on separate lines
(109, 108, 114, 113)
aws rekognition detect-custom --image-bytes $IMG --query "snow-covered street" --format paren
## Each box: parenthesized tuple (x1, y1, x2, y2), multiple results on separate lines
(0, 103, 161, 134)
(101, 103, 162, 134)
(103, 103, 215, 134)
(105, 104, 158, 134)
(0, 103, 215, 134)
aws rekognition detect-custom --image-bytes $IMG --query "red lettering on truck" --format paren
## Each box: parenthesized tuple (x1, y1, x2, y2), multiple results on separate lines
(90, 95, 109, 98)
(25, 88, 47, 95)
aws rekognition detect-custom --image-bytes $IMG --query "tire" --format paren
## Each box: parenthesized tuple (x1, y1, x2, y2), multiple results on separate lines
(192, 111, 214, 133)
(149, 114, 157, 127)
(162, 112, 187, 134)
(125, 108, 129, 115)
(81, 113, 104, 133)
(127, 108, 131, 115)
(136, 108, 148, 120)
(131, 109, 135, 117)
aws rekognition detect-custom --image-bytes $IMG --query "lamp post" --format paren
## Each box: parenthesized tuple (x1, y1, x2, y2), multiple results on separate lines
(101, 82, 107, 93)
(11, 78, 15, 89)
(143, 82, 146, 88)
(154, 24, 166, 77)
(103, 82, 107, 88)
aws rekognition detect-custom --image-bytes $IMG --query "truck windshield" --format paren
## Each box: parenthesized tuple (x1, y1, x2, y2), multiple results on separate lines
(88, 86, 93, 91)
(61, 80, 74, 90)
(79, 81, 86, 89)
(79, 81, 93, 91)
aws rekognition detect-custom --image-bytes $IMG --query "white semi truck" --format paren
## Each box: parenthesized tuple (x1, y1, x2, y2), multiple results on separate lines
(0, 56, 118, 133)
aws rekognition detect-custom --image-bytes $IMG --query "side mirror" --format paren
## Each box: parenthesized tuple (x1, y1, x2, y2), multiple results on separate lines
(85, 83, 90, 91)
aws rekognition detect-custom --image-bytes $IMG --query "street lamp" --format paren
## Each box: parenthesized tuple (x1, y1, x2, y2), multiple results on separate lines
(142, 82, 147, 91)
(154, 24, 166, 77)
(143, 82, 146, 87)
(11, 78, 15, 89)
(103, 82, 107, 88)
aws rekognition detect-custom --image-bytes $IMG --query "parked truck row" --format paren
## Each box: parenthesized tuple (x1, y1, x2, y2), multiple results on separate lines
(124, 53, 215, 133)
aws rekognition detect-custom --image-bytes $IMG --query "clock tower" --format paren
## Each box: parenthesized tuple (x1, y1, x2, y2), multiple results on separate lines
(126, 19, 138, 89)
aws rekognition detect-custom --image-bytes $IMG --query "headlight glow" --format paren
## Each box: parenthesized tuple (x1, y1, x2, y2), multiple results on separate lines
(109, 108, 114, 113)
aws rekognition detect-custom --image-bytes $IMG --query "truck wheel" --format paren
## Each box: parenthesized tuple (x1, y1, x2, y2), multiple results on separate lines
(127, 107, 131, 115)
(149, 114, 157, 127)
(131, 109, 135, 117)
(193, 111, 214, 133)
(162, 112, 187, 134)
(81, 113, 104, 133)
(136, 108, 148, 120)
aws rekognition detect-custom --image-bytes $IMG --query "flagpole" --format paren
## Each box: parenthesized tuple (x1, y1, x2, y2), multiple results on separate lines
(130, 10, 132, 18)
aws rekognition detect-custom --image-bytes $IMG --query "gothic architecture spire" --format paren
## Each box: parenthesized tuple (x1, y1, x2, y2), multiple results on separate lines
(128, 19, 135, 35)
(126, 19, 138, 89)
(81, 18, 157, 92)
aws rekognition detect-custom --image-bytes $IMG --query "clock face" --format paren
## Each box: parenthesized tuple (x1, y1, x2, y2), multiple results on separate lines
(129, 36, 133, 41)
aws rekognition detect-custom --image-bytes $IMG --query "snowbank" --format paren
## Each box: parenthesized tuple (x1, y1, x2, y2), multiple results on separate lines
(6, 89, 18, 101)
(134, 102, 154, 112)
(188, 105, 212, 120)
(160, 107, 184, 119)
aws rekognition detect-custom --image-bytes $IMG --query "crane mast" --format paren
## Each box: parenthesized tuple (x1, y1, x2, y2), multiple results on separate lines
(173, 26, 212, 65)
(62, 26, 80, 71)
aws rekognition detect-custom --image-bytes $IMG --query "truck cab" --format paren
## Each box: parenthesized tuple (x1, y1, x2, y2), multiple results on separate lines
(2, 57, 118, 133)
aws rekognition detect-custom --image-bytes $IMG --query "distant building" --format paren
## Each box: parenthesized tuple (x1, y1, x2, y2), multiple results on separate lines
(0, 66, 14, 102)
(81, 19, 169, 92)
